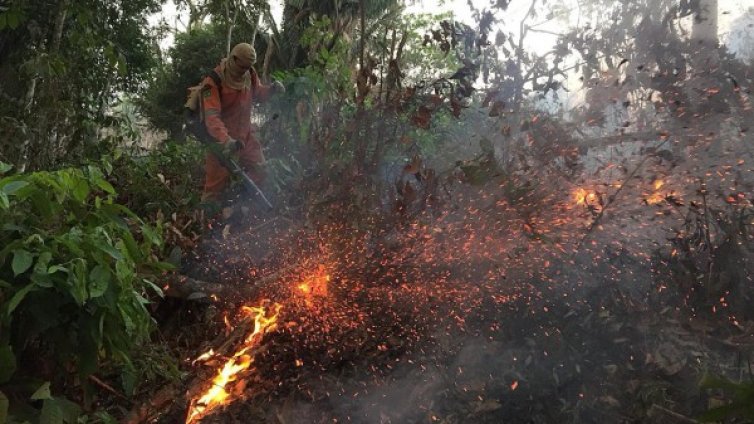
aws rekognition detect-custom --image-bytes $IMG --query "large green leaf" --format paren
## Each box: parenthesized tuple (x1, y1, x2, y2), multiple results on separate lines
(140, 224, 161, 247)
(72, 177, 91, 203)
(68, 259, 89, 305)
(0, 180, 29, 196)
(40, 398, 63, 424)
(88, 265, 110, 298)
(31, 381, 52, 400)
(0, 345, 16, 384)
(54, 397, 82, 423)
(0, 191, 8, 209)
(11, 249, 33, 276)
(115, 260, 135, 286)
(143, 279, 165, 298)
(6, 283, 36, 315)
(87, 166, 116, 195)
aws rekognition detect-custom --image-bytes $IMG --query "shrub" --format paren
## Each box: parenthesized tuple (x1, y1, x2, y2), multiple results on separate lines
(0, 161, 171, 412)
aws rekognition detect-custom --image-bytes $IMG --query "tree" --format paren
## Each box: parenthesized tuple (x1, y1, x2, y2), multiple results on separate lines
(0, 0, 162, 170)
(279, 0, 400, 69)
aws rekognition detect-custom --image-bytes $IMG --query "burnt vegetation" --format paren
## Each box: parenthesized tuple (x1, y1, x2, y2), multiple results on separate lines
(1, 0, 754, 423)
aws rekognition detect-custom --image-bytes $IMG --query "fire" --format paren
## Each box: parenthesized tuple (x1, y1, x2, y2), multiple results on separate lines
(296, 264, 330, 305)
(186, 265, 331, 422)
(574, 188, 598, 205)
(645, 179, 667, 205)
(186, 303, 282, 423)
(192, 349, 215, 365)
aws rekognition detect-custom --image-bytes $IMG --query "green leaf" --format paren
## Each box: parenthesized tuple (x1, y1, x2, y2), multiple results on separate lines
(68, 259, 88, 305)
(6, 283, 35, 314)
(48, 265, 69, 275)
(115, 260, 135, 285)
(87, 166, 115, 195)
(143, 279, 164, 298)
(0, 345, 16, 384)
(96, 242, 123, 261)
(71, 177, 90, 203)
(40, 398, 64, 424)
(12, 249, 34, 276)
(0, 192, 8, 209)
(0, 390, 8, 424)
(140, 224, 161, 247)
(54, 397, 82, 422)
(33, 251, 53, 274)
(31, 381, 52, 400)
(88, 265, 110, 298)
(1, 180, 29, 196)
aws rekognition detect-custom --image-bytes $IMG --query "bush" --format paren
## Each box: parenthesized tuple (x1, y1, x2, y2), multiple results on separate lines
(0, 161, 172, 415)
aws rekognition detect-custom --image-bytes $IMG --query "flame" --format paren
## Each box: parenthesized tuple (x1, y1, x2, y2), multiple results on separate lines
(186, 303, 282, 423)
(645, 179, 666, 205)
(192, 349, 215, 365)
(573, 188, 597, 205)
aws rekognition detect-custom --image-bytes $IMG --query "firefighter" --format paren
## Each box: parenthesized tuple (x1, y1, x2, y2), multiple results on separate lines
(200, 42, 283, 202)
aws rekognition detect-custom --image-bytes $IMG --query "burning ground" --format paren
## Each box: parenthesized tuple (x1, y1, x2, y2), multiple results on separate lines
(152, 121, 754, 424)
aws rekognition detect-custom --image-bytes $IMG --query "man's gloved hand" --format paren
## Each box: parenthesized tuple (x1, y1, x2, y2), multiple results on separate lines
(272, 80, 285, 94)
(222, 137, 242, 157)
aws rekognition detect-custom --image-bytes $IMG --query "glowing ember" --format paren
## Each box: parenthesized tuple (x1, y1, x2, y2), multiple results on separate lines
(573, 188, 598, 205)
(296, 264, 331, 305)
(645, 179, 667, 205)
(192, 349, 215, 365)
(186, 303, 282, 423)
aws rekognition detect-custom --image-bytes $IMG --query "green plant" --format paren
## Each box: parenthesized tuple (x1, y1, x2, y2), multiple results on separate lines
(0, 161, 172, 415)
(699, 373, 754, 422)
(109, 142, 204, 219)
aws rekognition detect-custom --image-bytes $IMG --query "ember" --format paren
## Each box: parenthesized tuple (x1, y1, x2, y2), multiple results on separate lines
(644, 179, 669, 205)
(296, 264, 331, 304)
(573, 187, 598, 206)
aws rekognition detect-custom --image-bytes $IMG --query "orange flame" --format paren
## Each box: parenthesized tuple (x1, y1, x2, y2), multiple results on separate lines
(573, 188, 597, 205)
(186, 303, 282, 423)
(645, 179, 666, 205)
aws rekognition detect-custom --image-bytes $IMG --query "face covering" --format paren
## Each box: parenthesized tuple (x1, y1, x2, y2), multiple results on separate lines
(222, 43, 256, 90)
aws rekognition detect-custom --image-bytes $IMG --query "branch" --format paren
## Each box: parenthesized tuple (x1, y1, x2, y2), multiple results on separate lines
(525, 27, 564, 37)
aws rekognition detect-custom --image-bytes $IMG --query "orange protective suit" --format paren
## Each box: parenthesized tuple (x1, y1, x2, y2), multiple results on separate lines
(201, 45, 273, 201)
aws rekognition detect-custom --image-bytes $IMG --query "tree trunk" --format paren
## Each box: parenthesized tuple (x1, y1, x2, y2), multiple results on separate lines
(691, 0, 718, 47)
(224, 0, 239, 56)
(686, 0, 725, 114)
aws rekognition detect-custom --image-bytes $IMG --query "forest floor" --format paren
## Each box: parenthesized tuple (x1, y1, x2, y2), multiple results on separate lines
(149, 139, 754, 424)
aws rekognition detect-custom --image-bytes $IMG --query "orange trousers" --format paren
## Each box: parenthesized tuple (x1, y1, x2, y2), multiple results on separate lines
(202, 137, 265, 201)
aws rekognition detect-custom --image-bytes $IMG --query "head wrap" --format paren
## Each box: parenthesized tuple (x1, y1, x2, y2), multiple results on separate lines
(220, 43, 256, 90)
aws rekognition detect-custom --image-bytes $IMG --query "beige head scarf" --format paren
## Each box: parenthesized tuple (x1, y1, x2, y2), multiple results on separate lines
(220, 43, 256, 90)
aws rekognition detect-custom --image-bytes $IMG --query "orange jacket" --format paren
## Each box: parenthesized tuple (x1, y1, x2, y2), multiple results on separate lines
(201, 65, 272, 146)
